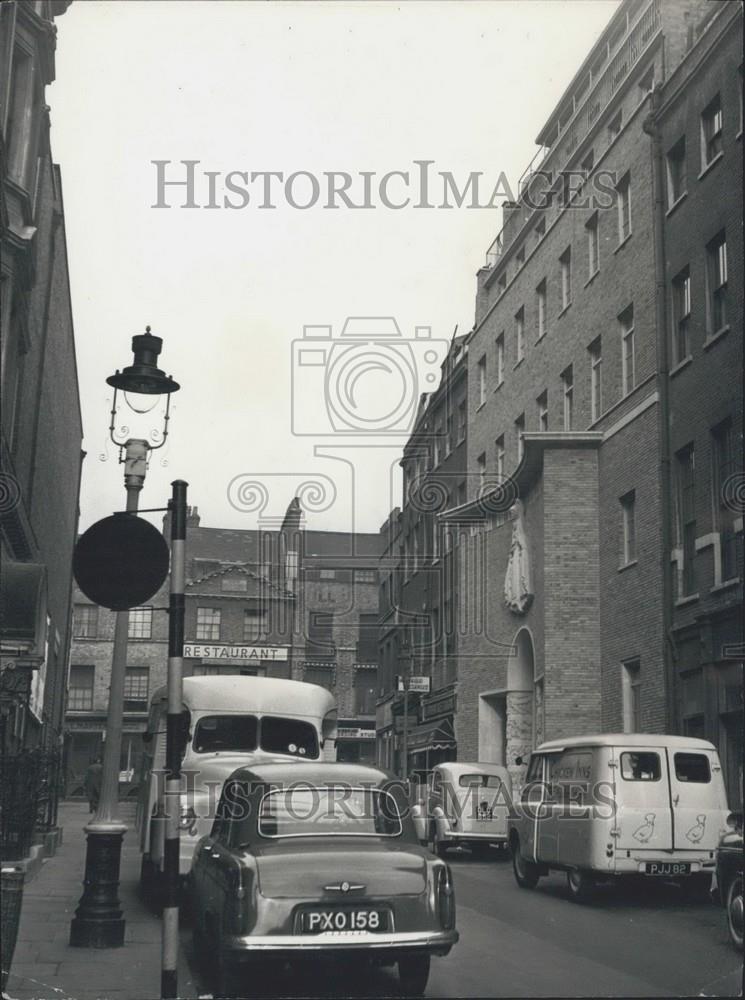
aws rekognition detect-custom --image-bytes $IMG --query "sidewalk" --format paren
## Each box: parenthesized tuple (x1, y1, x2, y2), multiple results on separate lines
(5, 801, 198, 1000)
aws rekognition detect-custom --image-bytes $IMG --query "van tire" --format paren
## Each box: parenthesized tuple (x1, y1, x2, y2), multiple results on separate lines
(725, 874, 743, 950)
(566, 868, 595, 902)
(511, 841, 540, 889)
(429, 823, 448, 858)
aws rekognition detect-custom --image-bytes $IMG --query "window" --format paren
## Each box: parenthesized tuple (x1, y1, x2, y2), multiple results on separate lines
(619, 305, 635, 395)
(356, 613, 378, 662)
(701, 93, 723, 166)
(306, 612, 335, 660)
(620, 490, 636, 565)
(712, 419, 739, 582)
(675, 444, 696, 596)
(303, 664, 334, 689)
(516, 245, 525, 272)
(319, 568, 336, 580)
(354, 569, 377, 584)
(561, 366, 573, 431)
(581, 148, 595, 179)
(535, 216, 546, 243)
(258, 786, 400, 838)
(495, 435, 505, 479)
(616, 172, 631, 241)
(457, 400, 466, 443)
(477, 452, 486, 486)
(243, 609, 268, 642)
(559, 247, 572, 309)
(495, 333, 505, 386)
(6, 45, 41, 189)
(622, 660, 642, 733)
(354, 669, 377, 715)
(123, 667, 149, 710)
(706, 231, 727, 333)
(194, 715, 258, 754)
(196, 607, 221, 641)
(537, 391, 548, 432)
(589, 337, 602, 422)
(638, 65, 654, 96)
(221, 575, 248, 592)
(586, 213, 599, 277)
(128, 607, 152, 640)
(666, 136, 686, 207)
(515, 307, 525, 362)
(620, 751, 660, 781)
(74, 605, 98, 639)
(477, 354, 487, 406)
(608, 110, 622, 141)
(536, 280, 547, 338)
(68, 665, 94, 711)
(674, 753, 711, 783)
(515, 414, 525, 463)
(497, 271, 507, 297)
(457, 480, 466, 507)
(671, 267, 691, 364)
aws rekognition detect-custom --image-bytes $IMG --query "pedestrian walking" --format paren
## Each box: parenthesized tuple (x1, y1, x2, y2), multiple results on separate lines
(84, 757, 103, 812)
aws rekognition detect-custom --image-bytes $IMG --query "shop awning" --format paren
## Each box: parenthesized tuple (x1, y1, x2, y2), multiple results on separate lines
(0, 561, 47, 654)
(408, 719, 456, 753)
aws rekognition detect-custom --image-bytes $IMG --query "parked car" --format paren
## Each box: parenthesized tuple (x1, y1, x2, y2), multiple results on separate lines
(508, 733, 729, 901)
(190, 762, 458, 997)
(412, 762, 512, 858)
(716, 812, 743, 950)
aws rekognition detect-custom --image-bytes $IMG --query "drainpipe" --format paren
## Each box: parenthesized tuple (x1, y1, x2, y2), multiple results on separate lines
(643, 89, 676, 733)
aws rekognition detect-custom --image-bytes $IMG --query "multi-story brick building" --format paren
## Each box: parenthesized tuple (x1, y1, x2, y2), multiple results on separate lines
(65, 500, 382, 788)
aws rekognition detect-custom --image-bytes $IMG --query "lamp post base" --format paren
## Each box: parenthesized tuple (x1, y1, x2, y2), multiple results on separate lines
(69, 829, 126, 948)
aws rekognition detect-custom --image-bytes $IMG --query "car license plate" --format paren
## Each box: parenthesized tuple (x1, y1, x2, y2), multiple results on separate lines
(644, 862, 691, 876)
(299, 909, 389, 934)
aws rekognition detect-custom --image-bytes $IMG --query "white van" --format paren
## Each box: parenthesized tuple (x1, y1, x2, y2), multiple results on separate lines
(136, 675, 337, 892)
(508, 733, 731, 901)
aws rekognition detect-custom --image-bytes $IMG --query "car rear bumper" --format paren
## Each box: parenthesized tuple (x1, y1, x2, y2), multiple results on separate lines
(225, 928, 458, 956)
(444, 831, 506, 843)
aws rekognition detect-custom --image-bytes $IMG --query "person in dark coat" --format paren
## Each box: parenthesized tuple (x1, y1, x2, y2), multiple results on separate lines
(84, 757, 103, 812)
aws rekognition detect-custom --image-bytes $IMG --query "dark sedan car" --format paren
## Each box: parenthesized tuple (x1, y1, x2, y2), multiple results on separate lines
(716, 814, 743, 951)
(190, 762, 458, 997)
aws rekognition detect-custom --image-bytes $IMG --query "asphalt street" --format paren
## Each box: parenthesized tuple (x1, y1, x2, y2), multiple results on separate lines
(185, 845, 742, 998)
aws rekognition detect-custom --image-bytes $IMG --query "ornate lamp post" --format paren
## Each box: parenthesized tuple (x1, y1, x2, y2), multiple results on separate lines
(70, 329, 179, 948)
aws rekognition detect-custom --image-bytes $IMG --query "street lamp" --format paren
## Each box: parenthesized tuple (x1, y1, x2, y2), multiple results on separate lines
(70, 329, 180, 948)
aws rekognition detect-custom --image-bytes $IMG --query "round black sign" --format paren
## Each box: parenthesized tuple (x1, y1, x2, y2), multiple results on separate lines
(73, 514, 170, 611)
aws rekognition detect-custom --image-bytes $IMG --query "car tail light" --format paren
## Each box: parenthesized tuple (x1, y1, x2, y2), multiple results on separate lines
(437, 864, 455, 930)
(227, 869, 250, 935)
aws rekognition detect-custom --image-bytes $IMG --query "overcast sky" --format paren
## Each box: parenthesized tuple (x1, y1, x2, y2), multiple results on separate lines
(51, 0, 620, 539)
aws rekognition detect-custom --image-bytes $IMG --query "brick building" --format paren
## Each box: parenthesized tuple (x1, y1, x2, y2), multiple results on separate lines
(1, 0, 81, 780)
(65, 500, 382, 788)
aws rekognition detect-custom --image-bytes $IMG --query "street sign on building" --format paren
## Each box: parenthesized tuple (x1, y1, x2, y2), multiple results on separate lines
(408, 676, 431, 694)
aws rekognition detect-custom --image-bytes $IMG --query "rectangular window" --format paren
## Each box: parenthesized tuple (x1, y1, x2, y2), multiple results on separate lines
(674, 752, 711, 783)
(622, 660, 642, 733)
(354, 569, 377, 584)
(457, 400, 466, 443)
(477, 354, 487, 406)
(306, 612, 335, 661)
(712, 419, 738, 582)
(356, 613, 379, 663)
(515, 307, 525, 362)
(303, 664, 334, 690)
(608, 110, 622, 141)
(559, 247, 572, 309)
(477, 451, 486, 485)
(561, 366, 573, 431)
(196, 607, 221, 641)
(243, 609, 268, 642)
(620, 751, 661, 781)
(536, 280, 547, 339)
(497, 271, 507, 297)
(128, 607, 152, 640)
(581, 148, 595, 179)
(620, 490, 636, 565)
(515, 245, 525, 272)
(535, 216, 546, 243)
(123, 667, 149, 711)
(619, 305, 635, 395)
(706, 231, 728, 333)
(495, 333, 505, 386)
(537, 391, 548, 432)
(617, 172, 632, 241)
(675, 444, 696, 596)
(515, 414, 525, 463)
(354, 668, 377, 715)
(74, 605, 98, 639)
(319, 568, 336, 580)
(68, 664, 94, 711)
(666, 135, 686, 207)
(671, 267, 691, 364)
(701, 93, 723, 166)
(589, 337, 602, 422)
(495, 435, 505, 479)
(586, 213, 599, 277)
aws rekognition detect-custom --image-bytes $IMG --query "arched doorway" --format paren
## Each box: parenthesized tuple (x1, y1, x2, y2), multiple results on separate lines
(505, 628, 535, 788)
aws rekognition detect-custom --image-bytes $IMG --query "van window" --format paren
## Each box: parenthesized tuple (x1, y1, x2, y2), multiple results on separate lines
(260, 716, 319, 759)
(620, 751, 660, 781)
(525, 755, 543, 783)
(674, 752, 711, 783)
(194, 715, 258, 753)
(458, 774, 503, 788)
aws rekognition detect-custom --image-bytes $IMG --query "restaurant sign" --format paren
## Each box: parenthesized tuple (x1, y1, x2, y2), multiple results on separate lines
(184, 643, 289, 662)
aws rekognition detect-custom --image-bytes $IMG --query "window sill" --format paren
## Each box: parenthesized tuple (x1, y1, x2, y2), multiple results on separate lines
(476, 401, 487, 413)
(669, 355, 693, 377)
(614, 233, 633, 254)
(665, 191, 687, 217)
(557, 302, 572, 319)
(675, 593, 700, 608)
(698, 150, 723, 180)
(703, 325, 730, 350)
(711, 578, 741, 594)
(536, 332, 547, 344)
(513, 357, 524, 371)
(584, 269, 600, 289)
(493, 380, 504, 394)
(618, 559, 638, 573)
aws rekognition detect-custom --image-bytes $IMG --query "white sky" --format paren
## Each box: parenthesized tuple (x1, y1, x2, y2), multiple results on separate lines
(51, 0, 620, 538)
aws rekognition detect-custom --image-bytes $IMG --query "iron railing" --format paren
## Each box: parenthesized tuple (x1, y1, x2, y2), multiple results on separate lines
(0, 746, 62, 861)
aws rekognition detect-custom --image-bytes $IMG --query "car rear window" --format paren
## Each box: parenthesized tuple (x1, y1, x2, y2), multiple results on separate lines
(194, 715, 258, 753)
(258, 786, 402, 838)
(674, 752, 711, 783)
(620, 752, 661, 781)
(458, 774, 503, 788)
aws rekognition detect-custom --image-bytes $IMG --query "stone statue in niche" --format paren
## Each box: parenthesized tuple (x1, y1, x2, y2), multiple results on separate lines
(504, 500, 533, 615)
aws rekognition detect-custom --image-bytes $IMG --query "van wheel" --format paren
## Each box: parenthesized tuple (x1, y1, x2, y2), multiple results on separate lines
(566, 869, 595, 902)
(398, 954, 430, 996)
(725, 875, 743, 950)
(511, 841, 540, 888)
(429, 824, 448, 858)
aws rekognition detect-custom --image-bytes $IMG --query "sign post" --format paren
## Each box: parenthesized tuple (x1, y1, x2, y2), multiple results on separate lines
(398, 675, 431, 779)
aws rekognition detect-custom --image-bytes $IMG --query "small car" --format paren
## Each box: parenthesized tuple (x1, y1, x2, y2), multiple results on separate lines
(412, 761, 512, 858)
(190, 761, 458, 997)
(716, 812, 743, 950)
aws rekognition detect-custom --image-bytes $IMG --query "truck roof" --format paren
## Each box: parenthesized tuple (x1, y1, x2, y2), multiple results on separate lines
(534, 733, 717, 752)
(149, 675, 336, 716)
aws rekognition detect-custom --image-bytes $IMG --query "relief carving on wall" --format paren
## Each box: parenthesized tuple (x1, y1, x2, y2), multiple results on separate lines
(504, 500, 533, 615)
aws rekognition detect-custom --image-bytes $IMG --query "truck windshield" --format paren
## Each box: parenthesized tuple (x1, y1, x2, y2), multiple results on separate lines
(260, 716, 319, 759)
(194, 715, 258, 753)
(192, 714, 319, 758)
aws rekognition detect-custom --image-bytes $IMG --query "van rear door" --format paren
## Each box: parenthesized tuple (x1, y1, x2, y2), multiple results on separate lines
(667, 747, 726, 851)
(612, 746, 673, 853)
